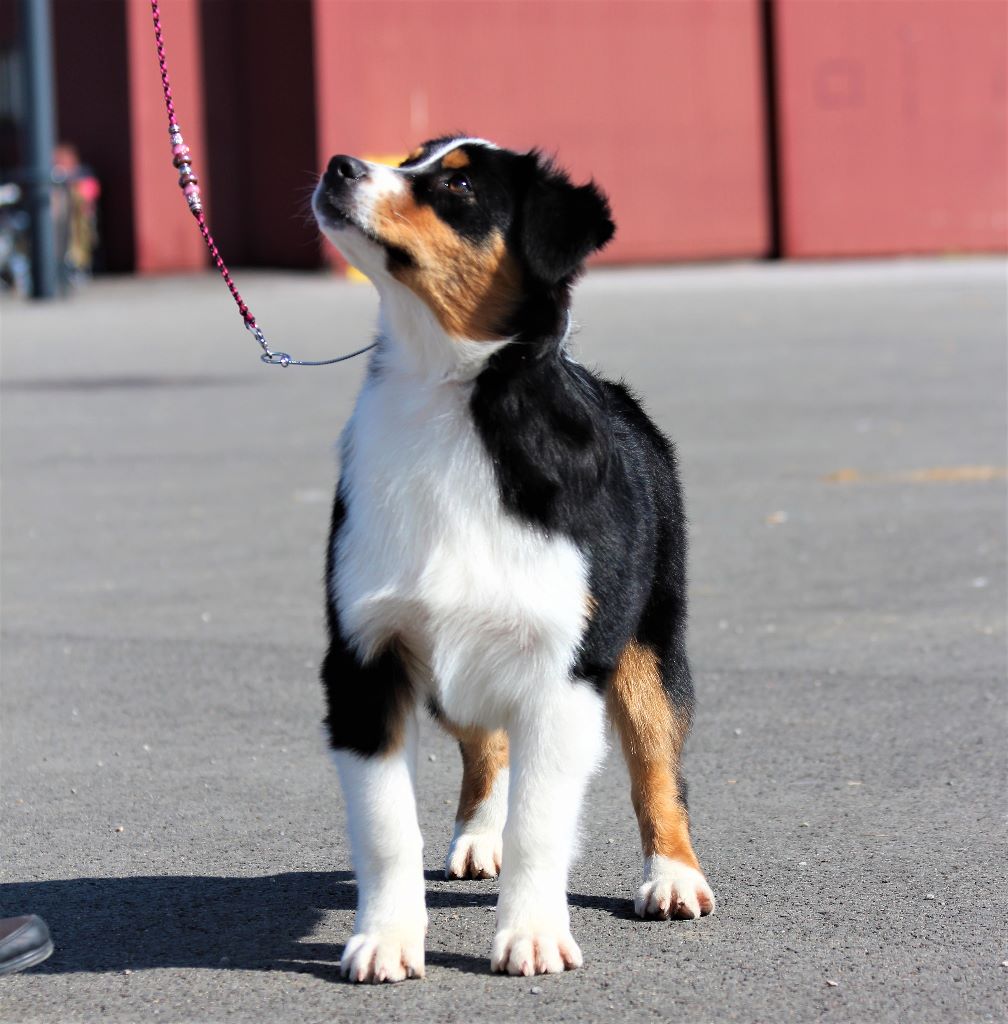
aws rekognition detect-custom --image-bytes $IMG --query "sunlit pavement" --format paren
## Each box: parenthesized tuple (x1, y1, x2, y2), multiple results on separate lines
(2, 259, 1005, 1023)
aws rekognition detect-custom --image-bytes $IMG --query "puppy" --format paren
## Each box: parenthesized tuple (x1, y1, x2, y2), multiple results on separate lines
(312, 135, 714, 983)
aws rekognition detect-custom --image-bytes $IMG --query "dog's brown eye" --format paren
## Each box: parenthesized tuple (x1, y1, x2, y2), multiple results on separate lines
(445, 173, 473, 196)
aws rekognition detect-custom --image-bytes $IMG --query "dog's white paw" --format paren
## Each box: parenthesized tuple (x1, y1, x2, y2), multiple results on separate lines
(635, 857, 715, 920)
(445, 831, 502, 879)
(490, 927, 583, 976)
(339, 926, 426, 983)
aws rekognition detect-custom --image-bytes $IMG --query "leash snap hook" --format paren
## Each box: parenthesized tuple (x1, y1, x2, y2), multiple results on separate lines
(245, 321, 289, 367)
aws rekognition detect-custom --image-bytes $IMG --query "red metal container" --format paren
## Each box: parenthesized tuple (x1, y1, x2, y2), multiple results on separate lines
(125, 0, 209, 273)
(773, 0, 1008, 257)
(312, 0, 771, 264)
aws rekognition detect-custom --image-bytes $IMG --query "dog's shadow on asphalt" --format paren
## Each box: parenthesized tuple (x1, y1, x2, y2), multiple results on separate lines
(0, 871, 630, 981)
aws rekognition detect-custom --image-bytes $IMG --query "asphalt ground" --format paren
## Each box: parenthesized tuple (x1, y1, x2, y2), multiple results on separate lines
(1, 259, 1006, 1023)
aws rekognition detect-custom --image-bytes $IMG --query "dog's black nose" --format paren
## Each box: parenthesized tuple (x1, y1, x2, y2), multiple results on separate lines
(326, 155, 369, 183)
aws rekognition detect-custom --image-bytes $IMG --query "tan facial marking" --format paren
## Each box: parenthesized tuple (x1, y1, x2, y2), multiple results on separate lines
(441, 148, 470, 169)
(440, 721, 509, 824)
(372, 193, 521, 340)
(607, 641, 699, 868)
(404, 147, 425, 164)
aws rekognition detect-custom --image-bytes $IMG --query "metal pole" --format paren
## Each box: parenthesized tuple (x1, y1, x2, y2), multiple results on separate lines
(20, 0, 58, 299)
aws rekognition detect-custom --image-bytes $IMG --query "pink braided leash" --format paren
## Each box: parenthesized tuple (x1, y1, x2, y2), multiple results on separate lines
(149, 0, 375, 367)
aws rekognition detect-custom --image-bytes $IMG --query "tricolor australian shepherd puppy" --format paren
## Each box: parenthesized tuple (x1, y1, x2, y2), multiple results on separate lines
(311, 135, 715, 983)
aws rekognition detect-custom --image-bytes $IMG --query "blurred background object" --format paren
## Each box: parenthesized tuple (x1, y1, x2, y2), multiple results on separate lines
(6, 0, 58, 297)
(0, 0, 1004, 286)
(0, 144, 101, 297)
(2, 1, 101, 297)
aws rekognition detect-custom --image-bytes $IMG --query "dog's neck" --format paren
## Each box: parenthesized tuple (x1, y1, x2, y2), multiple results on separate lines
(372, 281, 571, 384)
(373, 285, 505, 382)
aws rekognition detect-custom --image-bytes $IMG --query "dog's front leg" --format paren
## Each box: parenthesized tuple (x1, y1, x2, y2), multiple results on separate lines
(491, 682, 606, 976)
(332, 704, 427, 982)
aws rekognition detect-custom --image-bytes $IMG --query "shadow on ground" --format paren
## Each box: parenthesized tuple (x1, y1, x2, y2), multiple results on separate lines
(0, 872, 629, 981)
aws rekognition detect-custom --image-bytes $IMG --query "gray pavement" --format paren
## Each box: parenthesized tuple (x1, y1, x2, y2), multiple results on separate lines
(1, 259, 1006, 1023)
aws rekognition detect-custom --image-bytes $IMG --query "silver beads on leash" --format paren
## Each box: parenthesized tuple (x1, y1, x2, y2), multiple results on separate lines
(169, 122, 202, 215)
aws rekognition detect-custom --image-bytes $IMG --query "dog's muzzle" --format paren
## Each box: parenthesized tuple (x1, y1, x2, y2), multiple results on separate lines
(314, 154, 369, 226)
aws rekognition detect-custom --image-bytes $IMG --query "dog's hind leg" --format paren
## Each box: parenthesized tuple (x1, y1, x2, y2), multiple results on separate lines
(608, 640, 715, 920)
(443, 727, 509, 879)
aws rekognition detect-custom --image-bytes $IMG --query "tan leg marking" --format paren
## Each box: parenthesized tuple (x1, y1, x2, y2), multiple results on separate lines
(443, 724, 509, 824)
(438, 721, 509, 879)
(607, 641, 699, 868)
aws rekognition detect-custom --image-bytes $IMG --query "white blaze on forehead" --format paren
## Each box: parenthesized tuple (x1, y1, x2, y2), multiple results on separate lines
(346, 137, 498, 238)
(403, 137, 499, 172)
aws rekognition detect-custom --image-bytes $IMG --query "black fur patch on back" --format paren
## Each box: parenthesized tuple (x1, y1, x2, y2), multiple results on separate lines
(470, 342, 692, 711)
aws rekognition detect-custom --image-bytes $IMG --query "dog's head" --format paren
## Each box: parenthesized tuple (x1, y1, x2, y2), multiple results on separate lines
(312, 136, 614, 342)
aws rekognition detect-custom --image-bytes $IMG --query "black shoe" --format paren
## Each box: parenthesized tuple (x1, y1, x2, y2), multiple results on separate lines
(0, 916, 53, 975)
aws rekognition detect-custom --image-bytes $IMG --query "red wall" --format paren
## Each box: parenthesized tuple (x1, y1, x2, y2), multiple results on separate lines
(774, 0, 1008, 257)
(29, 0, 1008, 271)
(312, 0, 771, 263)
(125, 0, 208, 272)
(199, 0, 320, 269)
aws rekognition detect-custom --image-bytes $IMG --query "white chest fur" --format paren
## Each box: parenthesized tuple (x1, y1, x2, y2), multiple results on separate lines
(331, 361, 590, 729)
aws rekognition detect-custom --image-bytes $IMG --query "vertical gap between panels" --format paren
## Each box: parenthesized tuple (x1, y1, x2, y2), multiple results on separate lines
(760, 0, 784, 260)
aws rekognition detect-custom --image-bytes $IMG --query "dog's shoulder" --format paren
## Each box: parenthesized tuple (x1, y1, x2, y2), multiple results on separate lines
(468, 345, 677, 531)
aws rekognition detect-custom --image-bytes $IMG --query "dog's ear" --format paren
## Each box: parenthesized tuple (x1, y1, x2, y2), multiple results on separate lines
(519, 153, 615, 285)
